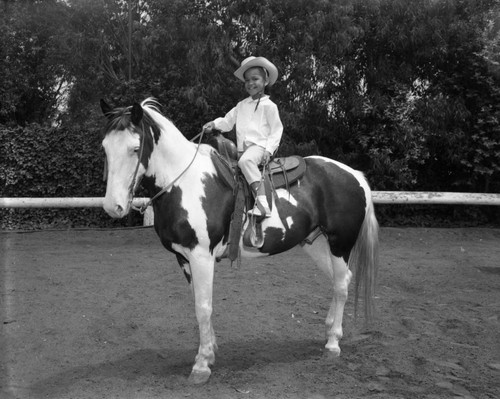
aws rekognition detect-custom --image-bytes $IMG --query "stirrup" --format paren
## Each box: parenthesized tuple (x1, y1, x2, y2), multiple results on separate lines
(248, 202, 271, 218)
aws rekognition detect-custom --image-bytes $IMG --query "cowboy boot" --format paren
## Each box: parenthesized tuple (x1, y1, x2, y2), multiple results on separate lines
(248, 181, 271, 218)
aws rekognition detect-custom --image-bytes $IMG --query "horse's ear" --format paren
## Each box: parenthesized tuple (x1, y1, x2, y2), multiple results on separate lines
(100, 99, 113, 119)
(131, 103, 143, 126)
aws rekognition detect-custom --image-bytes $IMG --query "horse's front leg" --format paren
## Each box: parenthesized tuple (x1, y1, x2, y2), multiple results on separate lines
(187, 250, 217, 385)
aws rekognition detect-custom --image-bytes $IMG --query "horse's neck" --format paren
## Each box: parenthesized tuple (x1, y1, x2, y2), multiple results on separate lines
(147, 114, 196, 187)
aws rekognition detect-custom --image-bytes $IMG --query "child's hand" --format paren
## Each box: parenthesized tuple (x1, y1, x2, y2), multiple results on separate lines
(203, 122, 215, 131)
(262, 151, 272, 165)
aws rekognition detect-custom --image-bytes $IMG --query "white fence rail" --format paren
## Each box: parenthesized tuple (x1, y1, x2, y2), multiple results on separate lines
(1, 192, 500, 208)
(0, 197, 147, 208)
(372, 192, 500, 205)
(1, 193, 498, 228)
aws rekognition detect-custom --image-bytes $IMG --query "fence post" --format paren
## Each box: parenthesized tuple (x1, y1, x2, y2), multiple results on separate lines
(143, 207, 154, 226)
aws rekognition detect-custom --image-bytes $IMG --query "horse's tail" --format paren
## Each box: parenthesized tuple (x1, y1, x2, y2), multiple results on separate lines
(350, 191, 379, 321)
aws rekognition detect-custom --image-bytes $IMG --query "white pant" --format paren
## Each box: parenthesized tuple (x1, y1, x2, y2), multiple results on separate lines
(238, 144, 265, 184)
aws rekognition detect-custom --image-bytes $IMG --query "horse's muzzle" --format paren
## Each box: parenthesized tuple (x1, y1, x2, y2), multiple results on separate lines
(103, 198, 130, 219)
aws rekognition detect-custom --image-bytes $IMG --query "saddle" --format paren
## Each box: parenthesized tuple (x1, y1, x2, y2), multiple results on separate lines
(207, 132, 306, 191)
(206, 132, 307, 262)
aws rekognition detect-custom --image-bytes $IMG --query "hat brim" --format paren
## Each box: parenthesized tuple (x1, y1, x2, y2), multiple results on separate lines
(234, 57, 278, 86)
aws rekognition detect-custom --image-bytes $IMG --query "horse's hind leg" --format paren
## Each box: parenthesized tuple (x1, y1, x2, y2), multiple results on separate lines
(302, 234, 352, 355)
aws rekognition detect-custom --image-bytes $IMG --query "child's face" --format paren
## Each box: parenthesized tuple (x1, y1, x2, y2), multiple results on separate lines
(244, 67, 268, 99)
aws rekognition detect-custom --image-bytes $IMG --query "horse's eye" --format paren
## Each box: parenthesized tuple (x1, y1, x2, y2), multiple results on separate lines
(133, 147, 140, 153)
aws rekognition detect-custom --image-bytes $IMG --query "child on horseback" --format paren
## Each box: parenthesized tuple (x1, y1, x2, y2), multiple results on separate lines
(203, 56, 283, 217)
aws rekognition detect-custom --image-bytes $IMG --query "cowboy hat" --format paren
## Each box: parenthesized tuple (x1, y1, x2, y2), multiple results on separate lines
(234, 56, 279, 86)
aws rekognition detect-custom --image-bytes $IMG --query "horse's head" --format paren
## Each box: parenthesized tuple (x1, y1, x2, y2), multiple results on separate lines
(100, 99, 156, 218)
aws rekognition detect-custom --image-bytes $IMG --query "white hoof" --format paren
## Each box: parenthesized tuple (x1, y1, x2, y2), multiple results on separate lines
(188, 369, 211, 385)
(324, 344, 341, 358)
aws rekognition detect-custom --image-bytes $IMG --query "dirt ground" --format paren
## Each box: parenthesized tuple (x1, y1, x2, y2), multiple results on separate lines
(1, 227, 499, 399)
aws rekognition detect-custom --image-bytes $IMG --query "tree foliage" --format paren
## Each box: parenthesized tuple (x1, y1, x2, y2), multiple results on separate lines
(1, 0, 499, 228)
(0, 0, 72, 124)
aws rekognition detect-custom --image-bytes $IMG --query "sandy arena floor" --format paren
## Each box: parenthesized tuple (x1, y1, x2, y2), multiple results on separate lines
(1, 227, 499, 398)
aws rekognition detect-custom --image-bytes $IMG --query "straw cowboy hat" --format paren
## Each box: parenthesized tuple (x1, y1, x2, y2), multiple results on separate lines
(234, 56, 279, 86)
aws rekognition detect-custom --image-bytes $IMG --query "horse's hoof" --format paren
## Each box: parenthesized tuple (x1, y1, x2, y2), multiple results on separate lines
(323, 346, 341, 359)
(188, 369, 211, 385)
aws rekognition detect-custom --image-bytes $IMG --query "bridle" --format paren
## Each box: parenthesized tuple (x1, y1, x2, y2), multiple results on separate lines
(126, 121, 206, 214)
(126, 120, 147, 212)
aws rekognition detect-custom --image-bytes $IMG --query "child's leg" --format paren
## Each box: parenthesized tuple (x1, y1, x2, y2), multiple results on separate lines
(238, 145, 264, 183)
(238, 146, 271, 217)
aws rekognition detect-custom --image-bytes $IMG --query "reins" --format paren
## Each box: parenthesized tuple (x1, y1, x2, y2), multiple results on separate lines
(129, 125, 207, 214)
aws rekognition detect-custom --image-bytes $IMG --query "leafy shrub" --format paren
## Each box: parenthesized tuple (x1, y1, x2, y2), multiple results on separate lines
(0, 119, 142, 229)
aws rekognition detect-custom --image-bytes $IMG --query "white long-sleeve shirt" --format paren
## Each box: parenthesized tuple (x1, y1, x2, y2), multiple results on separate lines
(212, 95, 283, 154)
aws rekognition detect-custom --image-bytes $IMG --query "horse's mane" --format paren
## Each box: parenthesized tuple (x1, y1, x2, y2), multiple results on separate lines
(140, 98, 184, 143)
(141, 97, 161, 113)
(103, 97, 163, 142)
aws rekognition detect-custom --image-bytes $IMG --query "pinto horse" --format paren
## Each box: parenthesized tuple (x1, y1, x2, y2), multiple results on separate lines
(100, 98, 379, 384)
